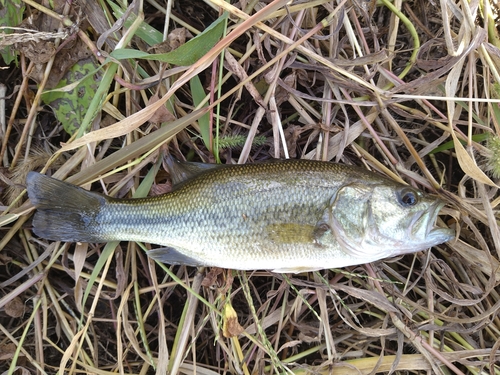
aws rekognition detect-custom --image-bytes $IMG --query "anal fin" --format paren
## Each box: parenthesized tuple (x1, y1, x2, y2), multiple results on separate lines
(147, 247, 206, 267)
(271, 266, 324, 273)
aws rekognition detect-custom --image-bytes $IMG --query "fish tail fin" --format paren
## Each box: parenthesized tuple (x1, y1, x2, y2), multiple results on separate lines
(26, 172, 108, 243)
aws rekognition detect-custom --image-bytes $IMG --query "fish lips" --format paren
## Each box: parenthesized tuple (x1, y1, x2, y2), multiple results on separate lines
(409, 200, 455, 248)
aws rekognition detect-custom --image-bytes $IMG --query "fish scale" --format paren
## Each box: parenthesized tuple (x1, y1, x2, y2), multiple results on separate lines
(26, 159, 454, 272)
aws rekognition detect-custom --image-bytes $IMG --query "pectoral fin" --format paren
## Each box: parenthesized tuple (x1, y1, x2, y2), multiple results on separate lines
(147, 247, 206, 267)
(265, 223, 316, 244)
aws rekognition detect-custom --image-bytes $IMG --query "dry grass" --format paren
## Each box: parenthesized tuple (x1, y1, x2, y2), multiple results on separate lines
(1, 0, 500, 374)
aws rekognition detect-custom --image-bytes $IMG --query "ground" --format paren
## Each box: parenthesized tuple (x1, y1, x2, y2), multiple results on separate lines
(0, 0, 499, 374)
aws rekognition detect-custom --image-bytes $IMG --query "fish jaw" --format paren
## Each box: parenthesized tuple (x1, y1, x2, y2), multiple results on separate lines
(404, 200, 455, 251)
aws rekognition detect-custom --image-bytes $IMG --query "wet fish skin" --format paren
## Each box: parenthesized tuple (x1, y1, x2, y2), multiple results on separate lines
(26, 159, 454, 272)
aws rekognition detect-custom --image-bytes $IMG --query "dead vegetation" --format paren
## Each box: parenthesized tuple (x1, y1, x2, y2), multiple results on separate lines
(1, 0, 500, 374)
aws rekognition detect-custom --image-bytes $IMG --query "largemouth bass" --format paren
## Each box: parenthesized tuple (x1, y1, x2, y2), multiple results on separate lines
(26, 159, 454, 272)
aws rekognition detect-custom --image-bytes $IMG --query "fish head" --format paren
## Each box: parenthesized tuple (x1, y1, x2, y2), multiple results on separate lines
(326, 182, 455, 261)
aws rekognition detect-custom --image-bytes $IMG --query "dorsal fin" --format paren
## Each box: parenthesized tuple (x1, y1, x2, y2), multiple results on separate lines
(164, 154, 225, 186)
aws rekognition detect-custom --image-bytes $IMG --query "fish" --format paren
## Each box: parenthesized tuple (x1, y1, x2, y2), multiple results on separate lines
(25, 159, 454, 273)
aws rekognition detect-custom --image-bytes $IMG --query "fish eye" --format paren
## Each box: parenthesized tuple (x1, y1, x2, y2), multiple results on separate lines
(397, 187, 419, 207)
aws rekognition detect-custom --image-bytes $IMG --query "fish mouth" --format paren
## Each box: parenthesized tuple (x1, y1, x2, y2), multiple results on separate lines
(414, 200, 455, 245)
